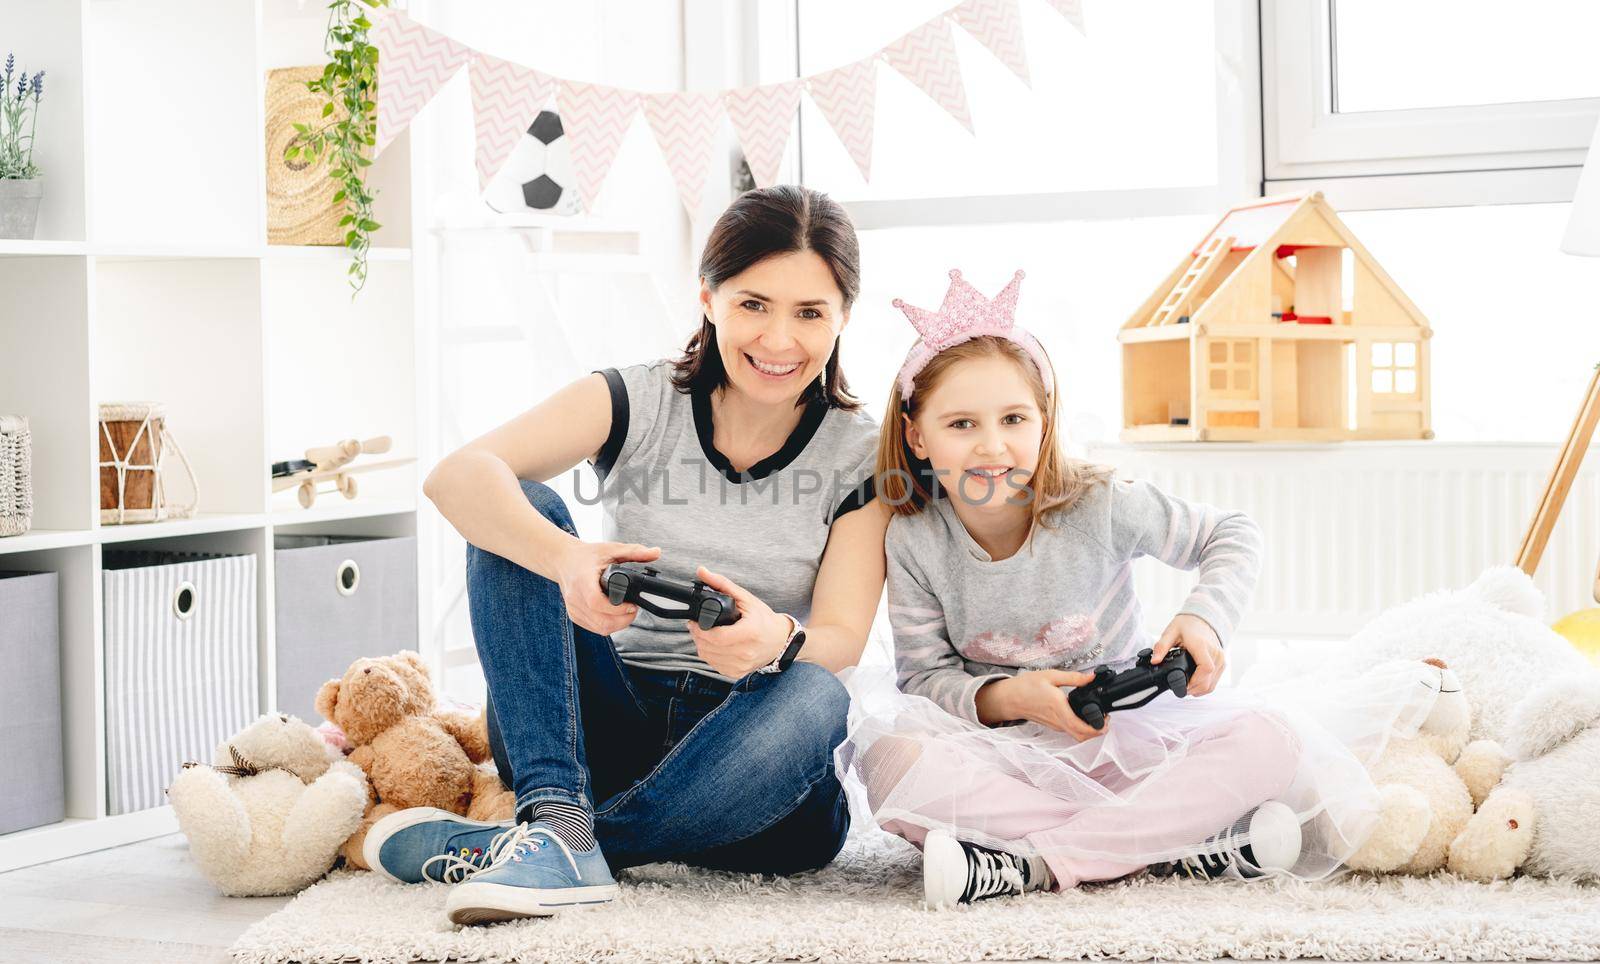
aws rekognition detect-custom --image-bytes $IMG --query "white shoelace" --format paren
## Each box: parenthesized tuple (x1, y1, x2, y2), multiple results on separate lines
(1173, 822, 1253, 880)
(420, 824, 529, 884)
(964, 848, 1026, 901)
(476, 824, 585, 881)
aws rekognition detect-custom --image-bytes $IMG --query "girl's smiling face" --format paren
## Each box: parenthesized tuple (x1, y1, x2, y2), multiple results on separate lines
(904, 353, 1045, 510)
(701, 250, 848, 404)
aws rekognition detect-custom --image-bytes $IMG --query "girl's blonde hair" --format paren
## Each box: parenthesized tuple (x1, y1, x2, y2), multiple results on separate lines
(875, 335, 1114, 530)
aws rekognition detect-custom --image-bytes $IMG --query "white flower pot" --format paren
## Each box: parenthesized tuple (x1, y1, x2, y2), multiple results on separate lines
(0, 178, 44, 240)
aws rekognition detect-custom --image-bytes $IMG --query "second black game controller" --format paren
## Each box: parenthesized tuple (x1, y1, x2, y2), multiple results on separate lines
(1066, 647, 1197, 730)
(600, 562, 740, 630)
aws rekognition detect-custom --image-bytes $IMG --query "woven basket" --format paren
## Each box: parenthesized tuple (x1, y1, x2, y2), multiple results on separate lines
(98, 402, 198, 525)
(0, 415, 31, 537)
(265, 65, 365, 246)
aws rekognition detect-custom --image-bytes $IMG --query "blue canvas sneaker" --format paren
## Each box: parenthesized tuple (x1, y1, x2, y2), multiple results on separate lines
(363, 807, 519, 885)
(444, 821, 620, 925)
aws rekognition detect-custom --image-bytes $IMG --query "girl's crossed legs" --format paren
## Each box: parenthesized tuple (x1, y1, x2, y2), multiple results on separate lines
(857, 708, 1300, 889)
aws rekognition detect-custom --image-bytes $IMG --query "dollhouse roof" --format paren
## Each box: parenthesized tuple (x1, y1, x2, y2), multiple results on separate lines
(1122, 191, 1430, 333)
(1192, 196, 1302, 255)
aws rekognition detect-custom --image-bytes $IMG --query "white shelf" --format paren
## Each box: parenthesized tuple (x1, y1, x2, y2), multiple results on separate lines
(0, 808, 179, 875)
(94, 513, 271, 545)
(270, 497, 417, 528)
(262, 244, 412, 262)
(0, 240, 89, 257)
(0, 502, 420, 557)
(96, 243, 412, 262)
(0, 0, 424, 872)
(0, 240, 410, 261)
(0, 529, 92, 556)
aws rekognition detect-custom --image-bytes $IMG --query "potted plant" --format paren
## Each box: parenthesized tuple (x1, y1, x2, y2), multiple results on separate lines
(0, 53, 45, 240)
(290, 0, 387, 294)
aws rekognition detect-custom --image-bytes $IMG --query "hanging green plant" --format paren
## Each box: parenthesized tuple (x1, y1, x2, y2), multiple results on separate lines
(286, 0, 389, 296)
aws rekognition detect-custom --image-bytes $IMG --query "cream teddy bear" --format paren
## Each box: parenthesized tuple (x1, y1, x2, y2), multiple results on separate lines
(1344, 658, 1511, 874)
(166, 713, 368, 896)
(1296, 566, 1600, 880)
(1446, 670, 1600, 880)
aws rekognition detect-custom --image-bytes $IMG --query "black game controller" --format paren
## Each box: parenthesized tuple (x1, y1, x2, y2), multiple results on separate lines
(1066, 647, 1197, 730)
(600, 563, 740, 630)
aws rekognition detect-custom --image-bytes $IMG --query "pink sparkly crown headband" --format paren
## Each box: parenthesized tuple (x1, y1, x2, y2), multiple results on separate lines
(892, 268, 1054, 402)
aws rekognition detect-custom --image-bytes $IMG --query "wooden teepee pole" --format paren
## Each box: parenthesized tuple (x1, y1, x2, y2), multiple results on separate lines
(1517, 363, 1600, 601)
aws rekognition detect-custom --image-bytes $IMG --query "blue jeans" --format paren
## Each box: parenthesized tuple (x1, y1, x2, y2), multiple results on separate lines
(469, 479, 852, 876)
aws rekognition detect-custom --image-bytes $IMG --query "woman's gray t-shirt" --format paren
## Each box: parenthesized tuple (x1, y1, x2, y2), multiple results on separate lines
(585, 359, 879, 683)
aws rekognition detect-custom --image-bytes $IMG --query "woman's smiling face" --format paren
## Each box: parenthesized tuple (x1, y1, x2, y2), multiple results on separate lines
(701, 250, 849, 404)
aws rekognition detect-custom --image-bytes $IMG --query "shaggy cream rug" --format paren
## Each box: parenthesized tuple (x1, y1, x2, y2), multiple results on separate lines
(229, 829, 1600, 963)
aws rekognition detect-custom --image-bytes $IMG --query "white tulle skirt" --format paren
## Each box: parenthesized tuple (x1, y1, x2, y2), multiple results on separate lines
(833, 654, 1439, 886)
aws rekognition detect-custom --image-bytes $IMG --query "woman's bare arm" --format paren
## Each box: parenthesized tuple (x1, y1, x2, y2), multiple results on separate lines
(797, 498, 892, 673)
(422, 373, 613, 580)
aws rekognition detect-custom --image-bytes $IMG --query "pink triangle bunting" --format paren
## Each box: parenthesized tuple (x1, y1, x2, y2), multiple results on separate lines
(556, 80, 640, 213)
(1040, 0, 1086, 34)
(372, 9, 471, 156)
(884, 15, 974, 135)
(470, 53, 556, 190)
(805, 59, 878, 182)
(642, 92, 723, 218)
(952, 0, 1030, 87)
(723, 80, 802, 189)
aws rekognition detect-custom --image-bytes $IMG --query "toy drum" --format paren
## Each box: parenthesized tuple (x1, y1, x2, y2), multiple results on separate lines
(99, 402, 199, 524)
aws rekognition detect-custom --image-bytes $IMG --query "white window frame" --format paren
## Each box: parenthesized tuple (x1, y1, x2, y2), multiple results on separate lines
(745, 0, 1263, 229)
(1263, 0, 1600, 209)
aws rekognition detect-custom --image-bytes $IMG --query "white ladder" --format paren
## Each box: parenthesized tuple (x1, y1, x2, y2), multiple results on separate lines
(1149, 234, 1233, 326)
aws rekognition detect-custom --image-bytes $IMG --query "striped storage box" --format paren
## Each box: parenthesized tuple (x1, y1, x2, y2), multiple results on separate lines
(103, 549, 258, 815)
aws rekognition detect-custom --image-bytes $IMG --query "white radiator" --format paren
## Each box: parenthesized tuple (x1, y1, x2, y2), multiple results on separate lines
(1083, 441, 1600, 640)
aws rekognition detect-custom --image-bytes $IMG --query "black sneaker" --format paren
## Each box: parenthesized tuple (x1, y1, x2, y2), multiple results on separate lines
(923, 828, 1054, 907)
(1152, 800, 1303, 880)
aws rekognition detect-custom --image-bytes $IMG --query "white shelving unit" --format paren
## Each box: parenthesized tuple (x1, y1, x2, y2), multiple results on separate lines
(0, 0, 424, 872)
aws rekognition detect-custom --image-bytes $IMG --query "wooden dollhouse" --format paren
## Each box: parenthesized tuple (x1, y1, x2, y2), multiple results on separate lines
(1118, 192, 1432, 442)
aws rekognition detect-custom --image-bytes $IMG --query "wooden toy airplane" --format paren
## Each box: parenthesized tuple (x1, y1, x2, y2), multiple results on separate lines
(271, 435, 415, 509)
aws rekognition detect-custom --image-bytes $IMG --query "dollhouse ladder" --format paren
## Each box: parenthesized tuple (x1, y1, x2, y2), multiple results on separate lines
(1149, 234, 1233, 326)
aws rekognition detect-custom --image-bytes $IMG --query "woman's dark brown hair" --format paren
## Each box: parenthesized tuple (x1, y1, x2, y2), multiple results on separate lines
(670, 185, 862, 411)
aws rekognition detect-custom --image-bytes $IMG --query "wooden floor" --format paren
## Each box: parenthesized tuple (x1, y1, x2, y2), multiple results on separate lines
(0, 833, 285, 964)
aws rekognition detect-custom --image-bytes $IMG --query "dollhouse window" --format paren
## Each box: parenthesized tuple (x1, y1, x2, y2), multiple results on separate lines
(1208, 339, 1255, 395)
(1371, 341, 1417, 395)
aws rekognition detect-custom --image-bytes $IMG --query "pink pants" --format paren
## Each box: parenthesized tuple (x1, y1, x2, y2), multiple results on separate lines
(864, 710, 1300, 890)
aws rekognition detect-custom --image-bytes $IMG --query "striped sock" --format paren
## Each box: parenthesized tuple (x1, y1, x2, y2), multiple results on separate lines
(522, 800, 598, 852)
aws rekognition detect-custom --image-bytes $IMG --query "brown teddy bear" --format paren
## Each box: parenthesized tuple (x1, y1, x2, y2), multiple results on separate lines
(315, 651, 514, 869)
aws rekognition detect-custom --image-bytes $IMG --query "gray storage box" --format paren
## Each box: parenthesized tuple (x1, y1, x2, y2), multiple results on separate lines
(103, 549, 258, 815)
(273, 534, 418, 723)
(0, 570, 63, 833)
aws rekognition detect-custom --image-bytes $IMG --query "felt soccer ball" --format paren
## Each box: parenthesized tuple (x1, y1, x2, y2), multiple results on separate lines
(483, 109, 583, 216)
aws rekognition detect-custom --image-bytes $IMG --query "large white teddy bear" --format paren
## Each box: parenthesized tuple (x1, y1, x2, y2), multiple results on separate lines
(166, 713, 369, 896)
(1313, 566, 1600, 880)
(1342, 659, 1511, 875)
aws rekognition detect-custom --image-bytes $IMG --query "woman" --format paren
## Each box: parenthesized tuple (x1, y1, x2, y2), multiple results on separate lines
(362, 185, 892, 927)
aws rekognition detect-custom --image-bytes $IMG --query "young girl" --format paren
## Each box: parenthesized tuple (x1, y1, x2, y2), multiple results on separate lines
(837, 268, 1428, 907)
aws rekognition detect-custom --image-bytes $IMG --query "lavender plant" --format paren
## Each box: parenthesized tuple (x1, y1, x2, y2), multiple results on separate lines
(1, 54, 45, 180)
